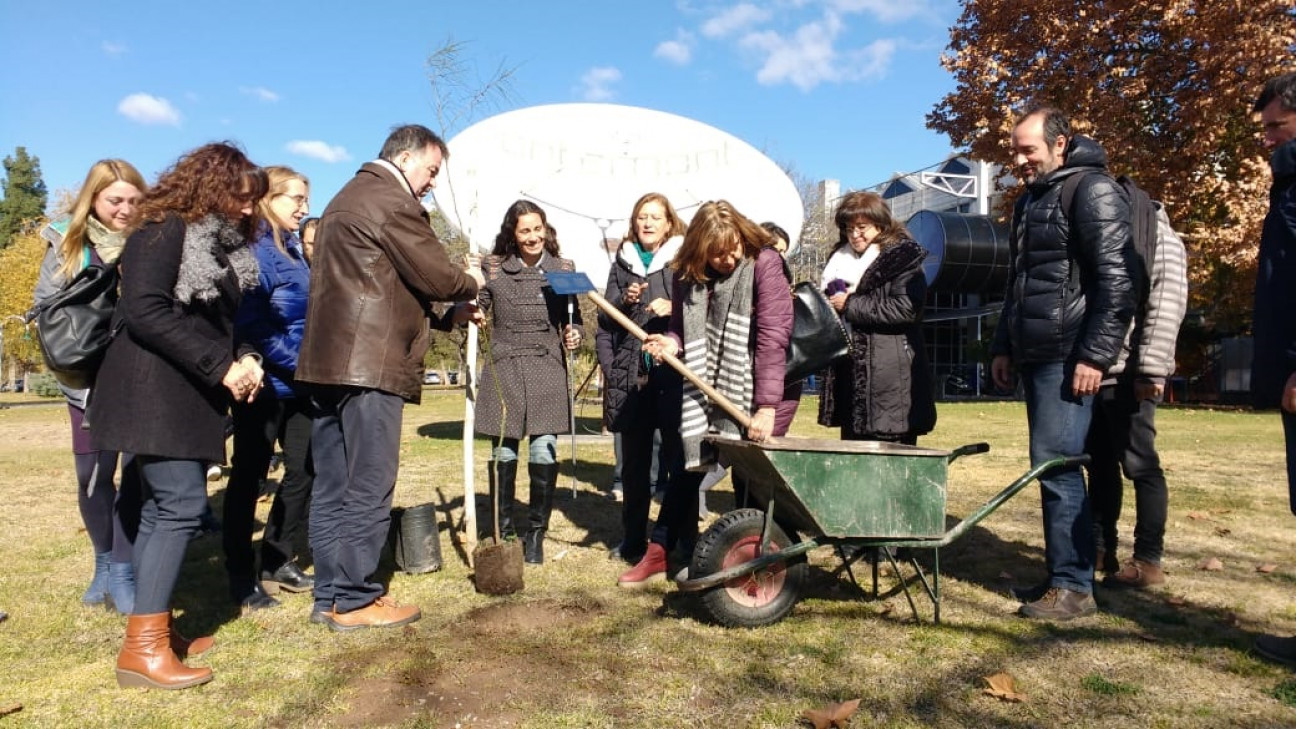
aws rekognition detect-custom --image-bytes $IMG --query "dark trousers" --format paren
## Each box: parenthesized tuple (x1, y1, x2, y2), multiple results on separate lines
(309, 386, 403, 614)
(262, 398, 315, 572)
(619, 368, 687, 556)
(1284, 410, 1296, 515)
(224, 393, 316, 584)
(132, 457, 207, 615)
(1086, 379, 1168, 563)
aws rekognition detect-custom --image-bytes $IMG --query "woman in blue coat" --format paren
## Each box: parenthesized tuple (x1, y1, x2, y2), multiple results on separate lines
(224, 166, 315, 610)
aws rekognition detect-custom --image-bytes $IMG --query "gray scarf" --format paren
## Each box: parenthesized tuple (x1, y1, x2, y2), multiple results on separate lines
(679, 258, 756, 470)
(174, 215, 259, 304)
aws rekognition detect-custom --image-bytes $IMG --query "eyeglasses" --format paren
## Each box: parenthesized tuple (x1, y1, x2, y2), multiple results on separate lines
(847, 222, 877, 236)
(277, 193, 309, 209)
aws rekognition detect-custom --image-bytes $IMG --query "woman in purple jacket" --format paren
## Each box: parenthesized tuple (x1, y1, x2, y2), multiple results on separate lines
(623, 200, 796, 585)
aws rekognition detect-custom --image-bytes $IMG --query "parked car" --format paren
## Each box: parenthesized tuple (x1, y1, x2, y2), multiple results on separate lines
(423, 371, 442, 385)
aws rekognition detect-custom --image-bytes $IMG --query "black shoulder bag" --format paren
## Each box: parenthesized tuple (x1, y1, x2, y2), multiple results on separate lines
(34, 263, 121, 390)
(785, 281, 851, 383)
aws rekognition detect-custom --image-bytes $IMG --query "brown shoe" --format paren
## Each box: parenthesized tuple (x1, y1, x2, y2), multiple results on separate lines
(328, 597, 421, 632)
(1018, 587, 1097, 621)
(1105, 558, 1165, 589)
(116, 613, 214, 689)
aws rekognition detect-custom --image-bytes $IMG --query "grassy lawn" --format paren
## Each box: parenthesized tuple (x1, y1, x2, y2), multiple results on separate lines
(2, 392, 1295, 727)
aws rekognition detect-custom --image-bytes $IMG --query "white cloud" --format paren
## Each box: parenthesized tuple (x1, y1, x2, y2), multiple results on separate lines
(101, 41, 127, 56)
(701, 3, 773, 38)
(577, 67, 622, 102)
(654, 30, 694, 65)
(740, 14, 896, 91)
(240, 86, 280, 103)
(827, 0, 939, 24)
(285, 140, 351, 163)
(117, 93, 181, 126)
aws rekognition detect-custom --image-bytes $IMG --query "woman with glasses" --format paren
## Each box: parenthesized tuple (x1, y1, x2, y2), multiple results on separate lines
(224, 166, 315, 611)
(817, 190, 936, 444)
(89, 142, 268, 689)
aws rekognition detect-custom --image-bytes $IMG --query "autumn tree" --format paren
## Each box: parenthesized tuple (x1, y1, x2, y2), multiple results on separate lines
(0, 226, 46, 384)
(928, 1, 1294, 343)
(0, 147, 48, 249)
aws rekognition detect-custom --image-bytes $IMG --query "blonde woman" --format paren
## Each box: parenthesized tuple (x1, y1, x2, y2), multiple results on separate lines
(33, 159, 146, 613)
(225, 166, 315, 610)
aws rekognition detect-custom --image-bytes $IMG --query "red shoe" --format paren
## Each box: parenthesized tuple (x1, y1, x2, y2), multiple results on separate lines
(618, 543, 668, 588)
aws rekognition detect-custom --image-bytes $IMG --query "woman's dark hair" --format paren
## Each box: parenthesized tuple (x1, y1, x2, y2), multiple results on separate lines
(830, 190, 910, 254)
(299, 217, 320, 237)
(134, 142, 267, 239)
(492, 199, 560, 258)
(760, 221, 790, 249)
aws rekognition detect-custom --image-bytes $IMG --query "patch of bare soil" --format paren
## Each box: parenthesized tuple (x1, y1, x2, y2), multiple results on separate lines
(329, 599, 607, 728)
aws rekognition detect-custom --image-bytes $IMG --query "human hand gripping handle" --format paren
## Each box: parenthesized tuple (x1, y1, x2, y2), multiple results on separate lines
(563, 324, 582, 351)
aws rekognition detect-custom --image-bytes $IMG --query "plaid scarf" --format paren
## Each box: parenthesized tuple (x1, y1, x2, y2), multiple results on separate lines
(679, 258, 755, 470)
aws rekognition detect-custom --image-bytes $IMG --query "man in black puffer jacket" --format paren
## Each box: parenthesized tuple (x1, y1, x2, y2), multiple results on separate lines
(991, 106, 1136, 620)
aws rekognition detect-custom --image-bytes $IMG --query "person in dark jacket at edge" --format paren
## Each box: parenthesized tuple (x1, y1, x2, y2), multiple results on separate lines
(295, 125, 483, 631)
(817, 190, 936, 446)
(991, 106, 1136, 621)
(1250, 72, 1296, 667)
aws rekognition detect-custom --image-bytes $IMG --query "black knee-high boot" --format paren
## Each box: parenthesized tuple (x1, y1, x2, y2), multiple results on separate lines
(524, 463, 559, 564)
(486, 460, 518, 540)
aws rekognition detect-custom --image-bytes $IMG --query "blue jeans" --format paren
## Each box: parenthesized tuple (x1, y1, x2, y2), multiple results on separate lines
(492, 435, 557, 465)
(309, 386, 403, 614)
(1022, 362, 1095, 594)
(132, 457, 208, 614)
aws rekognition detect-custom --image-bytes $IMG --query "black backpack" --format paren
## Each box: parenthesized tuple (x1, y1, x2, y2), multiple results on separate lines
(1059, 172, 1175, 299)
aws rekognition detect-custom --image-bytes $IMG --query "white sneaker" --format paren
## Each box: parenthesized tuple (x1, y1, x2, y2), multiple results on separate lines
(206, 464, 223, 482)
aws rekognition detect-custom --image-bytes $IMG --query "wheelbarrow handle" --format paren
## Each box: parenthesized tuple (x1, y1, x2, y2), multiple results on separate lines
(947, 442, 990, 463)
(586, 290, 753, 429)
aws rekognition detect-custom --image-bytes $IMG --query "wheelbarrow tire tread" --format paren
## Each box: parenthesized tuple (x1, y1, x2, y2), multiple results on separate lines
(692, 508, 806, 628)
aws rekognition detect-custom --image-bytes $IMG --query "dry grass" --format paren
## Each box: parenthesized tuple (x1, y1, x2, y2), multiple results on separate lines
(1, 393, 1295, 727)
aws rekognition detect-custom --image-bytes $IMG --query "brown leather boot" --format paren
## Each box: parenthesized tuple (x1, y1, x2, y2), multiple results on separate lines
(170, 614, 214, 659)
(116, 613, 213, 689)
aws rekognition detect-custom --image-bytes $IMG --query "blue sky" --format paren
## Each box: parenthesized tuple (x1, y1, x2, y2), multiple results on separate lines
(0, 0, 962, 220)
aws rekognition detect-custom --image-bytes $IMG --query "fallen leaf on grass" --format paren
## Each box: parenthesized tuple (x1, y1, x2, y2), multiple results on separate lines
(1186, 511, 1209, 520)
(1168, 595, 1187, 606)
(982, 672, 1027, 703)
(1214, 527, 1232, 537)
(1257, 563, 1278, 574)
(801, 698, 861, 729)
(0, 704, 21, 718)
(1198, 557, 1224, 571)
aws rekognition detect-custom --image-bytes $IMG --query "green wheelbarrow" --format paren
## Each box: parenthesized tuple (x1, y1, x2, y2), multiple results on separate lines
(676, 436, 1089, 627)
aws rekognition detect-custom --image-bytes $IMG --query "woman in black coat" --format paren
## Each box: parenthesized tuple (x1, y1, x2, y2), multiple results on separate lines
(90, 143, 268, 690)
(817, 191, 936, 444)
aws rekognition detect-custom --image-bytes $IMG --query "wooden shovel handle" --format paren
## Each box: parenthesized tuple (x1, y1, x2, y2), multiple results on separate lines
(586, 290, 752, 429)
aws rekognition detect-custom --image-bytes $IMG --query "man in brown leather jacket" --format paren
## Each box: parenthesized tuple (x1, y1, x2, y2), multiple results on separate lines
(297, 124, 483, 630)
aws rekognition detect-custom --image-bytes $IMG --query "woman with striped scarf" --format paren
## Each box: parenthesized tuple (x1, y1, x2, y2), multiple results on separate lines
(620, 200, 796, 586)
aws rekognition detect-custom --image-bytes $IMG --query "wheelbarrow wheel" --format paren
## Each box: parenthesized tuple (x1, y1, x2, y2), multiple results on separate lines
(692, 508, 806, 628)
